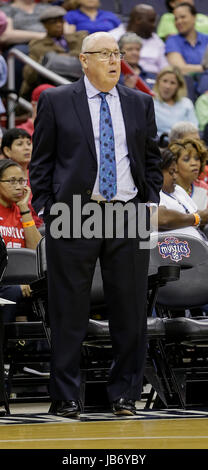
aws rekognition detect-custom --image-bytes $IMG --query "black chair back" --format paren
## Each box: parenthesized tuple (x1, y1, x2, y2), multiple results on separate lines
(2, 248, 38, 284)
(149, 232, 208, 308)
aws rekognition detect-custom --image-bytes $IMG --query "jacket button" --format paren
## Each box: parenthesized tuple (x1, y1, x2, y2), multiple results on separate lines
(86, 189, 91, 195)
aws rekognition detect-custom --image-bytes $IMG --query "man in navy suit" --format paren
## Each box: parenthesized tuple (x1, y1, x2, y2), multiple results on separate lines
(30, 31, 162, 418)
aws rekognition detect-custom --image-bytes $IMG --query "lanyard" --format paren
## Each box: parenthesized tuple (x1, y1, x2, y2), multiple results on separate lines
(162, 190, 191, 214)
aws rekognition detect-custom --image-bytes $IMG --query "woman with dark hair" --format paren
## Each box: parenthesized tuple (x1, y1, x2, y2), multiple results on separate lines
(0, 158, 41, 322)
(165, 2, 208, 75)
(0, 159, 41, 249)
(1, 128, 43, 227)
(169, 137, 208, 210)
(157, 0, 208, 40)
(157, 148, 208, 240)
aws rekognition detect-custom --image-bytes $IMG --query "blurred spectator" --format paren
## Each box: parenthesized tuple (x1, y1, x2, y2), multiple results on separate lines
(118, 32, 155, 89)
(165, 2, 208, 75)
(0, 0, 51, 92)
(169, 137, 208, 210)
(0, 11, 8, 38)
(64, 0, 120, 34)
(112, 4, 168, 75)
(20, 6, 87, 100)
(0, 54, 7, 116)
(18, 83, 55, 135)
(153, 66, 198, 136)
(169, 121, 200, 141)
(0, 158, 41, 322)
(157, 0, 208, 40)
(0, 0, 49, 35)
(0, 12, 8, 119)
(1, 128, 43, 227)
(195, 91, 208, 133)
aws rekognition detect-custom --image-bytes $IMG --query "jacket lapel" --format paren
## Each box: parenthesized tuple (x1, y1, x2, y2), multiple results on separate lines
(72, 78, 97, 161)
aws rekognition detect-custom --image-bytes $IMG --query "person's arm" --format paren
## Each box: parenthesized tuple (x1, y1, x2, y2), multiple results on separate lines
(63, 22, 76, 34)
(16, 186, 41, 249)
(166, 51, 203, 75)
(64, 11, 77, 34)
(0, 17, 46, 46)
(143, 95, 163, 203)
(30, 90, 56, 215)
(184, 98, 199, 127)
(158, 205, 208, 230)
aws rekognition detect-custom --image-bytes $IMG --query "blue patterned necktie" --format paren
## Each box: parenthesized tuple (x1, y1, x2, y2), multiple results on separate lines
(99, 92, 117, 201)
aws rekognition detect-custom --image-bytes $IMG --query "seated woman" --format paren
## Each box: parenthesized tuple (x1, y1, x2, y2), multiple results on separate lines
(0, 158, 41, 322)
(153, 66, 198, 136)
(157, 0, 208, 41)
(1, 128, 43, 227)
(157, 148, 208, 240)
(0, 0, 49, 91)
(0, 0, 48, 46)
(169, 137, 208, 210)
(118, 32, 156, 90)
(64, 0, 120, 34)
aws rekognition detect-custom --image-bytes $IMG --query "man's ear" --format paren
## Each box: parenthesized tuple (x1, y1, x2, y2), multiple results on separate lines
(2, 146, 11, 159)
(79, 53, 88, 72)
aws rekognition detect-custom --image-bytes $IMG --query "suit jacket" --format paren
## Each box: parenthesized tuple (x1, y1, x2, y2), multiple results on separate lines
(30, 77, 163, 216)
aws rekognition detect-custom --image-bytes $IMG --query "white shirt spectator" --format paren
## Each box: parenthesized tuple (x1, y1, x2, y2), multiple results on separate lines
(111, 26, 168, 74)
(159, 184, 206, 241)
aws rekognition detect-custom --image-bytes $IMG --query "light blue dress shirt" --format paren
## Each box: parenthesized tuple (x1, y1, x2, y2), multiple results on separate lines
(84, 75, 137, 202)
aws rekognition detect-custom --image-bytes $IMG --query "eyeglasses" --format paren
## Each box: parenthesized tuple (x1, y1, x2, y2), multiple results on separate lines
(0, 178, 28, 186)
(84, 50, 124, 61)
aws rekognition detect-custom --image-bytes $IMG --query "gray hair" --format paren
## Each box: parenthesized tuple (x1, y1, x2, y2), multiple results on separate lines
(169, 121, 199, 142)
(81, 32, 117, 53)
(118, 33, 143, 50)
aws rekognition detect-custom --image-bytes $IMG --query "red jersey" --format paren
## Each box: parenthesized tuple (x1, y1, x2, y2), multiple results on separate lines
(0, 203, 25, 248)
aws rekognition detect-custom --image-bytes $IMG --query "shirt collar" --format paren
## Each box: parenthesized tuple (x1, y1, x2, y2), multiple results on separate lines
(84, 75, 118, 99)
(182, 31, 202, 45)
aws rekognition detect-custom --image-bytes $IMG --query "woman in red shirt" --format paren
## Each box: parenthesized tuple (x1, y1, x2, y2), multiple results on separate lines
(0, 158, 41, 321)
(1, 128, 43, 228)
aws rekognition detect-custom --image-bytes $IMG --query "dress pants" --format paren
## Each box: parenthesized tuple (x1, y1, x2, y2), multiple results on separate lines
(45, 199, 150, 402)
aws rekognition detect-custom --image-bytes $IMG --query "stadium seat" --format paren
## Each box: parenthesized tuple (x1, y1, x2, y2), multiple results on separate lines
(2, 248, 51, 404)
(145, 233, 208, 408)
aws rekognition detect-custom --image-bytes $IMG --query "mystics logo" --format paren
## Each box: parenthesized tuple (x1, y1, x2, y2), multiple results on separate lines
(158, 237, 191, 262)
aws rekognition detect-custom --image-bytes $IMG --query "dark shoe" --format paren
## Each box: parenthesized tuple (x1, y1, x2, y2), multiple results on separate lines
(112, 398, 136, 416)
(49, 400, 81, 418)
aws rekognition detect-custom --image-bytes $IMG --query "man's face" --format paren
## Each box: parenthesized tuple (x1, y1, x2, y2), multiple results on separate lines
(80, 36, 121, 92)
(44, 17, 64, 38)
(136, 10, 157, 38)
(174, 6, 196, 35)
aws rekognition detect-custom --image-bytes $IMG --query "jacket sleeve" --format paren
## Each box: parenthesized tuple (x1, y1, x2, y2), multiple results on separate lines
(29, 91, 56, 214)
(144, 95, 163, 203)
